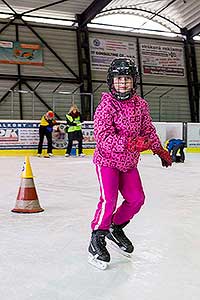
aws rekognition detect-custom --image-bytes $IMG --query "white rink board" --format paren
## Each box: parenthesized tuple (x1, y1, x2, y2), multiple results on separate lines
(153, 122, 183, 146)
(187, 123, 200, 147)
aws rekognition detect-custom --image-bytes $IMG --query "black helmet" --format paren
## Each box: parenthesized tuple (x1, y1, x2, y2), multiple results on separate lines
(107, 58, 138, 101)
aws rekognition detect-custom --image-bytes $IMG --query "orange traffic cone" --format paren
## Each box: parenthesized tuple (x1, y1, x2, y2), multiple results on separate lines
(12, 156, 44, 213)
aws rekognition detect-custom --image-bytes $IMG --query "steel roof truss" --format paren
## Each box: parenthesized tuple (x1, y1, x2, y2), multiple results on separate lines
(21, 0, 69, 16)
(1, 0, 16, 14)
(21, 18, 79, 80)
(188, 22, 200, 38)
(77, 0, 113, 28)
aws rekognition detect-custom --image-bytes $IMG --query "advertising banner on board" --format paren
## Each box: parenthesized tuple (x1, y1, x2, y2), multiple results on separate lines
(140, 43, 185, 77)
(90, 38, 137, 71)
(0, 121, 40, 149)
(0, 121, 95, 150)
(0, 41, 43, 66)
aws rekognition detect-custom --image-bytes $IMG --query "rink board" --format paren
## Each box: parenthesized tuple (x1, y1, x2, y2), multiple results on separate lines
(0, 120, 200, 155)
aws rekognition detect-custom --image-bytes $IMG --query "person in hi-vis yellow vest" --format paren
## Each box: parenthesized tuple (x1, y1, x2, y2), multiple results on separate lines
(37, 110, 57, 157)
(65, 104, 85, 157)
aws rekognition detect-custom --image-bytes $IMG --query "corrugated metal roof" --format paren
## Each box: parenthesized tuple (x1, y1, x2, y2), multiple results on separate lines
(0, 0, 95, 20)
(99, 0, 200, 33)
(0, 0, 200, 34)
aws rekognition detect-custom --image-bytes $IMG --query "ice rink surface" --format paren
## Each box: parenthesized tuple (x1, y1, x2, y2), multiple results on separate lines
(0, 153, 199, 300)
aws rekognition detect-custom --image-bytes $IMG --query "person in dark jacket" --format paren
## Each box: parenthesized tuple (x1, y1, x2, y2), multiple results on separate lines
(166, 138, 186, 162)
(65, 104, 85, 157)
(37, 110, 57, 157)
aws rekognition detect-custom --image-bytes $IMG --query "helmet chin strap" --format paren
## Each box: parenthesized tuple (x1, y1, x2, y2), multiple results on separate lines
(111, 87, 135, 101)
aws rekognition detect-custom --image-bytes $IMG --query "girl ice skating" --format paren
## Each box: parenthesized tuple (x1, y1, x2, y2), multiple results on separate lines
(88, 58, 172, 270)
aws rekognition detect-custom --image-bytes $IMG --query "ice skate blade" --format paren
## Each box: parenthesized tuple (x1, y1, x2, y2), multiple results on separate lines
(88, 253, 108, 270)
(107, 240, 132, 258)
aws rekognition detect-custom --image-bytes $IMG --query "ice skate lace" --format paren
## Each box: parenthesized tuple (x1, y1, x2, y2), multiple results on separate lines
(97, 235, 107, 254)
(98, 235, 106, 246)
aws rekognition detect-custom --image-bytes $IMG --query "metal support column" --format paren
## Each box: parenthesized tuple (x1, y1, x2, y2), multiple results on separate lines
(15, 23, 23, 119)
(76, 24, 93, 120)
(183, 30, 199, 122)
(136, 38, 143, 98)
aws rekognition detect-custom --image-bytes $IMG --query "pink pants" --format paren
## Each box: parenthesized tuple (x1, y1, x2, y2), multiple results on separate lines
(91, 165, 145, 231)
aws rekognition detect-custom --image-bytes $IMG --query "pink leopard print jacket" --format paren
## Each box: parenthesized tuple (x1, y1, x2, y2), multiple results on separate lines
(93, 92, 162, 172)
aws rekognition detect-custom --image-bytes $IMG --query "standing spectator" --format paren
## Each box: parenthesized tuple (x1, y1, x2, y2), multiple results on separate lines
(37, 110, 56, 157)
(65, 104, 85, 157)
(88, 58, 172, 270)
